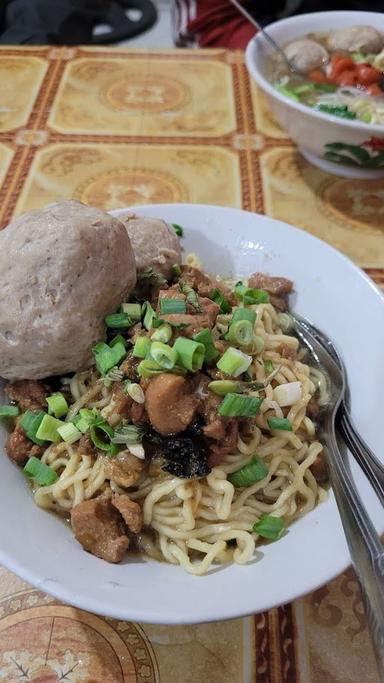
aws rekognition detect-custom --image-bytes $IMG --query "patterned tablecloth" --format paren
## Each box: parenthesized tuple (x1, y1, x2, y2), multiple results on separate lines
(0, 46, 383, 683)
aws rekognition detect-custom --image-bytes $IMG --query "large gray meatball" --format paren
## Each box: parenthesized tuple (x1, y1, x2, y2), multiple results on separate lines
(121, 214, 181, 279)
(0, 200, 136, 380)
(328, 26, 384, 54)
(284, 39, 328, 74)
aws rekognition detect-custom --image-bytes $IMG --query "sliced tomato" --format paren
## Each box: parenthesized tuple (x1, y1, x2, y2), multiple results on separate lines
(365, 83, 383, 96)
(309, 69, 331, 84)
(355, 64, 380, 85)
(329, 54, 355, 79)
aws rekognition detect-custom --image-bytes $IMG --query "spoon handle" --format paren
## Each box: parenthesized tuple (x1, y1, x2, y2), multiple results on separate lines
(337, 405, 384, 508)
(228, 0, 297, 73)
(326, 423, 384, 679)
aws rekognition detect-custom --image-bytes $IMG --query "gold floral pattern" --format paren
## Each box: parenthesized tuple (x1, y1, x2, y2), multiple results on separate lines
(0, 590, 158, 682)
(48, 57, 236, 136)
(0, 55, 47, 132)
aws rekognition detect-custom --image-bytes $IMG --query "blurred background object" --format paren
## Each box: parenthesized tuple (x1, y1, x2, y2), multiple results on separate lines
(174, 1, 384, 49)
(0, 0, 157, 44)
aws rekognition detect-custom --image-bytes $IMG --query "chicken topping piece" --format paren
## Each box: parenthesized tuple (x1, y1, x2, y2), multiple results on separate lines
(5, 379, 48, 411)
(104, 449, 145, 488)
(145, 373, 199, 435)
(5, 424, 44, 466)
(111, 493, 143, 533)
(310, 453, 329, 484)
(248, 272, 294, 312)
(70, 494, 129, 563)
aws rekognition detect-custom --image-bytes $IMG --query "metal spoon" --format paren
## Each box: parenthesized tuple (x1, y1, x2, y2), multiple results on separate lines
(292, 312, 384, 506)
(292, 316, 384, 679)
(228, 0, 301, 75)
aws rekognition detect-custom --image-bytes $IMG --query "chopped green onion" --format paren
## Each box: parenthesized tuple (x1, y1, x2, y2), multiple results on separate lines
(313, 82, 337, 93)
(315, 103, 356, 120)
(138, 359, 164, 378)
(217, 347, 252, 377)
(228, 456, 268, 487)
(150, 341, 178, 370)
(234, 282, 269, 305)
(80, 408, 98, 422)
(264, 360, 274, 375)
(20, 410, 46, 446)
(71, 416, 88, 433)
(105, 313, 132, 329)
(90, 420, 116, 453)
(111, 423, 142, 445)
(109, 334, 127, 349)
(132, 336, 151, 359)
(121, 303, 142, 321)
(159, 298, 187, 315)
(152, 316, 188, 331)
(274, 83, 299, 101)
(92, 339, 126, 375)
(105, 366, 124, 383)
(173, 337, 205, 372)
(138, 359, 186, 378)
(226, 320, 254, 347)
(351, 51, 366, 63)
(267, 417, 292, 431)
(208, 379, 264, 396)
(292, 83, 314, 95)
(253, 514, 284, 540)
(231, 308, 256, 325)
(253, 335, 265, 354)
(361, 111, 372, 123)
(193, 328, 219, 363)
(171, 264, 182, 277)
(46, 392, 68, 419)
(36, 414, 64, 443)
(138, 267, 167, 288)
(179, 280, 202, 313)
(277, 312, 293, 332)
(210, 288, 232, 314)
(72, 408, 96, 434)
(208, 380, 239, 396)
(92, 341, 108, 354)
(143, 301, 157, 330)
(151, 323, 172, 343)
(172, 223, 184, 237)
(126, 382, 145, 404)
(0, 405, 20, 418)
(57, 422, 82, 444)
(218, 393, 263, 417)
(24, 456, 58, 486)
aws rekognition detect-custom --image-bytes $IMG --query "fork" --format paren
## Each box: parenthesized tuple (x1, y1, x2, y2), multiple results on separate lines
(292, 317, 384, 679)
(293, 313, 384, 507)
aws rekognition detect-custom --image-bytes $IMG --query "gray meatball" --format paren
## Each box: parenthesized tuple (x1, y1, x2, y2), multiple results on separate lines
(328, 26, 384, 55)
(121, 214, 182, 279)
(0, 200, 136, 380)
(284, 39, 329, 74)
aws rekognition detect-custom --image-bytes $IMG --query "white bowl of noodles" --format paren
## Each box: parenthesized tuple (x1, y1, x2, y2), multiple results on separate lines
(0, 203, 383, 624)
(246, 11, 384, 179)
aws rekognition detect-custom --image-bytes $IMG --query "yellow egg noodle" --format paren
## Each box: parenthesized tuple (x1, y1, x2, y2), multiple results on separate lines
(33, 302, 328, 575)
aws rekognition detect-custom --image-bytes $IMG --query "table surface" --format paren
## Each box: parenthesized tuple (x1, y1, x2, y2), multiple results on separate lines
(0, 46, 382, 683)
